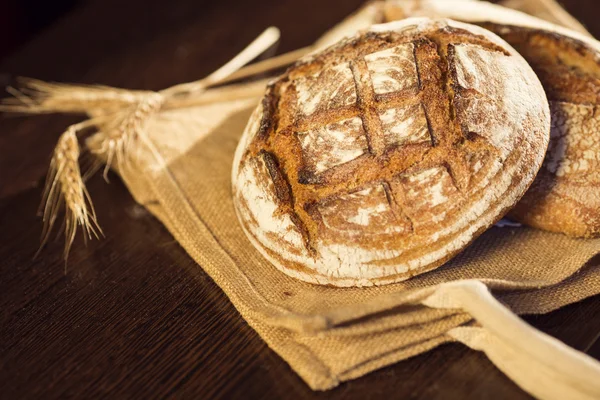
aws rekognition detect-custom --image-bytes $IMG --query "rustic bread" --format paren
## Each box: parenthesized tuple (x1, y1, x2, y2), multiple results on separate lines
(382, 1, 600, 237)
(232, 18, 550, 286)
(490, 26, 600, 238)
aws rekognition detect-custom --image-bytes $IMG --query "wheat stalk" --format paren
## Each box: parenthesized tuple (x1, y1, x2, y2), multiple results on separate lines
(1, 78, 154, 115)
(39, 123, 101, 261)
(34, 91, 163, 261)
(1, 26, 299, 262)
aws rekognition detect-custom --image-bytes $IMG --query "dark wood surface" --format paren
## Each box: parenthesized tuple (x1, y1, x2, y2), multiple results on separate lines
(1, 1, 600, 399)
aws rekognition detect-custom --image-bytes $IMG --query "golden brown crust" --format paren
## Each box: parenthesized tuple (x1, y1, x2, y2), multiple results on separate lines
(232, 18, 550, 286)
(254, 27, 511, 246)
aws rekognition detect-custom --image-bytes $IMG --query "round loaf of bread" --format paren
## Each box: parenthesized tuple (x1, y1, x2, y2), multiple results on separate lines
(383, 1, 600, 237)
(232, 18, 550, 287)
(490, 25, 600, 238)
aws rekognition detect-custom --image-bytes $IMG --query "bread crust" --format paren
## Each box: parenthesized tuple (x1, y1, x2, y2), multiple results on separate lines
(232, 18, 550, 286)
(383, 1, 600, 237)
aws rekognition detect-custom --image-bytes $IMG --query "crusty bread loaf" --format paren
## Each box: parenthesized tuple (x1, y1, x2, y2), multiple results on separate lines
(488, 25, 600, 238)
(382, 1, 600, 237)
(232, 18, 550, 286)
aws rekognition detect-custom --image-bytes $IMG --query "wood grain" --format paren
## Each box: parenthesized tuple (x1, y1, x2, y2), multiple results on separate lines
(0, 0, 599, 398)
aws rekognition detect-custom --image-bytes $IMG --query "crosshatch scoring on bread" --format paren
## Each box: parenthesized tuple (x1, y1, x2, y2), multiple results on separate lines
(232, 18, 550, 287)
(378, 1, 600, 238)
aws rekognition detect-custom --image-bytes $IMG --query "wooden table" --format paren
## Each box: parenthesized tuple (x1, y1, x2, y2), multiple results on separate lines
(1, 0, 599, 398)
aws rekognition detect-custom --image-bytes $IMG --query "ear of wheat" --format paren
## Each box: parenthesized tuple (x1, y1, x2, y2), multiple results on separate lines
(91, 93, 165, 178)
(0, 26, 313, 262)
(39, 123, 101, 261)
(3, 78, 150, 115)
(31, 91, 165, 261)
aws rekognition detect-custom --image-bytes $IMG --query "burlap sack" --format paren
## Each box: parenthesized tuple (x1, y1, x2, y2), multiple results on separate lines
(99, 96, 600, 398)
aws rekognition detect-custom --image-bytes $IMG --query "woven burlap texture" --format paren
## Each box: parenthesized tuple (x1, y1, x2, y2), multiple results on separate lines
(94, 99, 600, 392)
